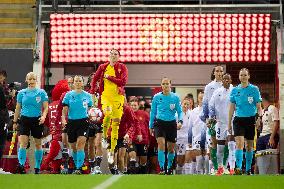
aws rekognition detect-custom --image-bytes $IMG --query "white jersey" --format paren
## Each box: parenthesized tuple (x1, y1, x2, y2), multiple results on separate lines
(177, 109, 191, 141)
(260, 105, 279, 136)
(200, 79, 223, 121)
(209, 85, 234, 140)
(176, 109, 191, 155)
(189, 106, 206, 150)
(209, 85, 233, 125)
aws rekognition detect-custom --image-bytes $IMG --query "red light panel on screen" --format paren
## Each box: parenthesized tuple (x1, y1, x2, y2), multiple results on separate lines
(50, 14, 271, 63)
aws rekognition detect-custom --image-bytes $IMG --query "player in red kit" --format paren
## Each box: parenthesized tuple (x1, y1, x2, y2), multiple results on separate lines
(41, 80, 70, 174)
(129, 98, 149, 174)
(107, 102, 141, 174)
(90, 49, 128, 164)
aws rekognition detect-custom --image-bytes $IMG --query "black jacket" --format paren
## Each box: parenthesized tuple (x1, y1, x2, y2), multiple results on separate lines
(0, 85, 9, 125)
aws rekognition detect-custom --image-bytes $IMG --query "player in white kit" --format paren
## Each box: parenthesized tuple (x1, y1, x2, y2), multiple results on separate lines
(209, 73, 235, 175)
(183, 95, 194, 174)
(188, 92, 207, 174)
(200, 65, 224, 173)
(176, 98, 191, 174)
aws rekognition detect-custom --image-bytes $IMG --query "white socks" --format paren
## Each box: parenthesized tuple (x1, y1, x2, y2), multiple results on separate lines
(183, 163, 190, 174)
(190, 162, 197, 174)
(228, 141, 236, 169)
(217, 144, 225, 167)
(176, 165, 183, 174)
(196, 155, 204, 174)
(204, 155, 209, 174)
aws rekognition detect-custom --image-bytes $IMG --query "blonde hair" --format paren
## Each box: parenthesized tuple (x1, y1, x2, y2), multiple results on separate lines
(25, 72, 37, 81)
(74, 75, 84, 82)
(239, 68, 250, 76)
(161, 77, 171, 84)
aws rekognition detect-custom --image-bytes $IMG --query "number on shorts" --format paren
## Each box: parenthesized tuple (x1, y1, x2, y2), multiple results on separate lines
(217, 128, 221, 135)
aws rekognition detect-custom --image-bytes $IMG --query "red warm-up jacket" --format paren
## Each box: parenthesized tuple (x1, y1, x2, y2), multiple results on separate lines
(54, 92, 68, 127)
(90, 62, 128, 97)
(133, 110, 150, 145)
(41, 100, 63, 173)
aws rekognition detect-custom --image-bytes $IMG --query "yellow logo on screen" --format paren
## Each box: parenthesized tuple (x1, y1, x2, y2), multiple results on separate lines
(138, 17, 180, 62)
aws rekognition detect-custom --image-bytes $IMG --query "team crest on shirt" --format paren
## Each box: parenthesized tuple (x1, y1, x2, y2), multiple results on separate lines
(170, 104, 175, 110)
(36, 96, 41, 103)
(248, 96, 254, 104)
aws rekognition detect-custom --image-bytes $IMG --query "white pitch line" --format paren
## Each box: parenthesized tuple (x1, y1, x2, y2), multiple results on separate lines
(92, 175, 123, 189)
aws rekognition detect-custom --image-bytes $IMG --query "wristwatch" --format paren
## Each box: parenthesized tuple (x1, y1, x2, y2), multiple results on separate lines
(178, 120, 183, 125)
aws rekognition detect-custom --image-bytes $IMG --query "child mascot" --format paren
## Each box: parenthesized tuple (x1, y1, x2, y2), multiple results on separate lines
(40, 80, 70, 174)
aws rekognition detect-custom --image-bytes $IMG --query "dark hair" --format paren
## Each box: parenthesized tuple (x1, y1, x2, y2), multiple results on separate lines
(223, 73, 231, 78)
(144, 102, 151, 109)
(67, 76, 74, 81)
(211, 65, 224, 80)
(183, 96, 195, 109)
(111, 48, 120, 56)
(185, 93, 193, 99)
(210, 68, 215, 81)
(261, 92, 270, 102)
(184, 93, 195, 108)
(0, 70, 7, 77)
(129, 96, 138, 103)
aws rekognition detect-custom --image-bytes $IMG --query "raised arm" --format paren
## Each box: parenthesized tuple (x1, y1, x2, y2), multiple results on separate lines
(107, 64, 128, 87)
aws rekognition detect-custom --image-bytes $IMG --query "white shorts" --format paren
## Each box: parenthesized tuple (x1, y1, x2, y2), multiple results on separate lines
(192, 134, 202, 150)
(186, 145, 192, 151)
(177, 137, 187, 145)
(215, 122, 228, 141)
(176, 142, 187, 155)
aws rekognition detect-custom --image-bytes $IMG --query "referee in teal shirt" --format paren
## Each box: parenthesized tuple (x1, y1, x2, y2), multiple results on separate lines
(149, 77, 182, 175)
(228, 68, 262, 175)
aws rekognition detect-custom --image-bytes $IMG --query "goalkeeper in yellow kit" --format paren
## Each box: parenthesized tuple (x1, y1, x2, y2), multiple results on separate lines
(90, 49, 128, 164)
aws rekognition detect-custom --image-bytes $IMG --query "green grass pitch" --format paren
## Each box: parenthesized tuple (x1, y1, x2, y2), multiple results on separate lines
(0, 175, 283, 189)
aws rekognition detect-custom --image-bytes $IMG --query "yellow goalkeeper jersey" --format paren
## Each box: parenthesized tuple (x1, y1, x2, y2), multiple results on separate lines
(103, 64, 119, 96)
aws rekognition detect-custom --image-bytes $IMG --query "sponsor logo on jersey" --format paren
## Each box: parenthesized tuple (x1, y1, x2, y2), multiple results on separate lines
(248, 96, 254, 104)
(36, 96, 41, 103)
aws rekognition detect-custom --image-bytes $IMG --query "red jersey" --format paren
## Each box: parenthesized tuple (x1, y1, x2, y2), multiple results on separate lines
(90, 62, 128, 97)
(133, 110, 150, 145)
(54, 92, 68, 129)
(45, 100, 62, 140)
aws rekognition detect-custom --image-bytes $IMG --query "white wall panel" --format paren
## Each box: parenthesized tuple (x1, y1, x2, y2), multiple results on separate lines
(126, 64, 226, 86)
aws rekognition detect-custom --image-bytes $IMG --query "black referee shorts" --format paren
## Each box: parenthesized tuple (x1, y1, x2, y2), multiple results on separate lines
(233, 116, 256, 140)
(154, 119, 177, 143)
(19, 116, 44, 139)
(66, 118, 89, 143)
